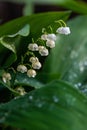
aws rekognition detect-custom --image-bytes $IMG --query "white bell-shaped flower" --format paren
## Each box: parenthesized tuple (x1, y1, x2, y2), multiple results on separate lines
(47, 34, 56, 41)
(27, 69, 36, 78)
(38, 46, 49, 56)
(41, 34, 48, 40)
(32, 61, 42, 69)
(2, 72, 11, 83)
(29, 57, 39, 63)
(56, 27, 70, 35)
(28, 43, 38, 51)
(38, 46, 45, 51)
(15, 87, 26, 95)
(17, 65, 27, 73)
(46, 40, 55, 48)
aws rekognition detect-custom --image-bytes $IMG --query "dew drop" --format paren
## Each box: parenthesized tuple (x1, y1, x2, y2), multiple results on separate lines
(37, 102, 43, 108)
(74, 82, 82, 89)
(29, 95, 33, 100)
(70, 51, 78, 59)
(84, 61, 87, 66)
(53, 96, 59, 103)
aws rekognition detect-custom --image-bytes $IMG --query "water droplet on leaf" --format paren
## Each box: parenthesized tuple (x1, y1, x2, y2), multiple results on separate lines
(29, 95, 33, 100)
(53, 96, 59, 103)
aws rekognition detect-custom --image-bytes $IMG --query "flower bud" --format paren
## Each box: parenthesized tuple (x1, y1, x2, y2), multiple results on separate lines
(47, 34, 56, 41)
(56, 27, 70, 35)
(32, 61, 42, 69)
(17, 65, 27, 73)
(41, 34, 48, 40)
(29, 57, 39, 63)
(27, 69, 36, 78)
(28, 43, 38, 51)
(38, 46, 49, 56)
(2, 72, 11, 83)
(46, 40, 55, 48)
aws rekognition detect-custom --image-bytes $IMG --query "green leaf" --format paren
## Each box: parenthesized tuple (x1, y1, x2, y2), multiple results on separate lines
(0, 37, 17, 68)
(0, 37, 16, 53)
(0, 80, 87, 130)
(14, 72, 44, 89)
(43, 15, 87, 94)
(8, 24, 30, 37)
(0, 11, 70, 37)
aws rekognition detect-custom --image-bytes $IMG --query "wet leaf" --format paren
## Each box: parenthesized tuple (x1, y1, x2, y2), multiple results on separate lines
(43, 15, 87, 95)
(0, 80, 87, 130)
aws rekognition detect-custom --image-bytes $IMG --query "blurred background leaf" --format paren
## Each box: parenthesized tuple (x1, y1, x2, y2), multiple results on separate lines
(42, 15, 87, 95)
(0, 80, 87, 130)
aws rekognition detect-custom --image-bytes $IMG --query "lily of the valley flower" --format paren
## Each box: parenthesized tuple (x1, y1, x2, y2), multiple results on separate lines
(27, 69, 36, 77)
(41, 34, 48, 40)
(2, 72, 11, 83)
(32, 61, 42, 69)
(38, 46, 49, 56)
(47, 34, 56, 41)
(46, 40, 55, 48)
(17, 65, 27, 73)
(15, 87, 26, 96)
(56, 27, 70, 35)
(28, 43, 38, 51)
(29, 57, 39, 63)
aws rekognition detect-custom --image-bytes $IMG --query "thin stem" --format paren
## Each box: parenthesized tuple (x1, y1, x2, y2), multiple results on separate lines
(59, 20, 66, 27)
(24, 63, 32, 68)
(32, 38, 35, 43)
(55, 20, 67, 27)
(42, 28, 47, 34)
(7, 67, 16, 73)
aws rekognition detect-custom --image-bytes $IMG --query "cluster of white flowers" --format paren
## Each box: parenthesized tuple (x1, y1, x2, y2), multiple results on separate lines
(41, 33, 56, 48)
(16, 55, 42, 78)
(2, 20, 71, 81)
(16, 23, 70, 78)
(17, 64, 37, 78)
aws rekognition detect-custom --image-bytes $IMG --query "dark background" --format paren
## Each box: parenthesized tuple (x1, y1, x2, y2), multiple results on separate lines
(0, 0, 83, 24)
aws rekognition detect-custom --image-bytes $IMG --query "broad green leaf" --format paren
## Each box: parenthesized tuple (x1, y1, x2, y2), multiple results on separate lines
(14, 72, 44, 89)
(43, 15, 87, 94)
(0, 11, 70, 38)
(0, 80, 87, 130)
(0, 24, 30, 68)
(14, 72, 60, 89)
(8, 24, 30, 37)
(0, 37, 16, 53)
(0, 37, 17, 68)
